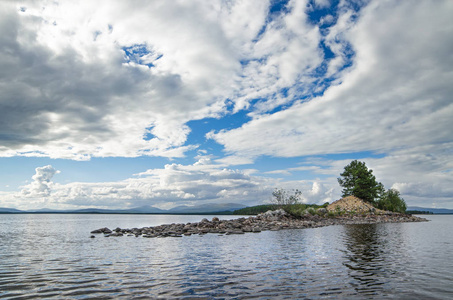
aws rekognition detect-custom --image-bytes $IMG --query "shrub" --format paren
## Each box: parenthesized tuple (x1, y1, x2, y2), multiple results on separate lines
(327, 211, 336, 217)
(306, 207, 317, 215)
(377, 189, 407, 213)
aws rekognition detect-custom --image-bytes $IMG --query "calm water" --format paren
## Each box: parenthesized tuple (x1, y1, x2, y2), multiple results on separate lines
(0, 214, 451, 299)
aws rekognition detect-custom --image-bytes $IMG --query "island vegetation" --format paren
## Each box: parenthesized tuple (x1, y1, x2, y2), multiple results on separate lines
(91, 160, 427, 238)
(260, 160, 408, 217)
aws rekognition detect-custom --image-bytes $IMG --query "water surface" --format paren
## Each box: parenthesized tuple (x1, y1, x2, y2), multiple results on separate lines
(0, 214, 451, 299)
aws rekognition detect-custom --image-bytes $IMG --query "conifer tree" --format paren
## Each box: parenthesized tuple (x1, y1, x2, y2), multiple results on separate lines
(337, 160, 384, 204)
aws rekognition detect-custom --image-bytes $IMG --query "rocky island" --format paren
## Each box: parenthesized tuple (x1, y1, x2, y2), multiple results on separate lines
(90, 196, 428, 238)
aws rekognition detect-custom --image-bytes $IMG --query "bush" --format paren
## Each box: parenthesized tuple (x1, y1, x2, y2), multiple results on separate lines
(284, 204, 307, 216)
(377, 189, 407, 213)
(233, 205, 278, 215)
(327, 211, 336, 217)
(306, 207, 317, 215)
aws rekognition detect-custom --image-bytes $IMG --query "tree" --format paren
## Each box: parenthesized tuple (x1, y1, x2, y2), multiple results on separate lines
(337, 160, 384, 204)
(377, 189, 407, 213)
(272, 188, 301, 208)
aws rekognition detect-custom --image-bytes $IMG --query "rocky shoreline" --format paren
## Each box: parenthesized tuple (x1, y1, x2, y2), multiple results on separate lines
(90, 209, 428, 238)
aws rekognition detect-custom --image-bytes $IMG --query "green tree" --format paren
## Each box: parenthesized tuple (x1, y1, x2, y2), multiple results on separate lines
(377, 189, 407, 213)
(337, 160, 384, 204)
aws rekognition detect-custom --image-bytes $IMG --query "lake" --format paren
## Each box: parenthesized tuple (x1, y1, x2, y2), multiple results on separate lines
(0, 214, 451, 299)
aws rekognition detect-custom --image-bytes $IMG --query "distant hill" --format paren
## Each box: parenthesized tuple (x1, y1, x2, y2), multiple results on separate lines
(0, 207, 23, 213)
(29, 208, 62, 213)
(168, 203, 246, 214)
(0, 203, 246, 214)
(3, 204, 451, 215)
(407, 206, 453, 214)
(124, 205, 166, 214)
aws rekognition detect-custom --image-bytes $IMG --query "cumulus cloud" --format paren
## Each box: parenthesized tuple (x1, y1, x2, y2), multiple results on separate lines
(21, 165, 60, 197)
(300, 182, 334, 204)
(7, 159, 336, 210)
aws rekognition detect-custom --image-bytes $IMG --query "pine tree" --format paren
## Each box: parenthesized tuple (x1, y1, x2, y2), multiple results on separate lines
(337, 160, 384, 204)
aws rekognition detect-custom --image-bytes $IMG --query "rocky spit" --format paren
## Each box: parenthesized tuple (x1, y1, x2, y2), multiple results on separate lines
(90, 209, 428, 238)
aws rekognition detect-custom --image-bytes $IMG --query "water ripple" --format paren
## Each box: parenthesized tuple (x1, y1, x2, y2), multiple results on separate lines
(0, 214, 452, 299)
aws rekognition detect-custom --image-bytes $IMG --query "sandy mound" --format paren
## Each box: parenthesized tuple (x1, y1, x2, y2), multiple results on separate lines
(327, 196, 384, 214)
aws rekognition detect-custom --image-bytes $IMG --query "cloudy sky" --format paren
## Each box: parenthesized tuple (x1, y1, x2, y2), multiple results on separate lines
(1, 0, 452, 210)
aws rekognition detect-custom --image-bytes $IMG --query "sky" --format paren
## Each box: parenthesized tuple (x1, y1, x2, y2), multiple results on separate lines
(0, 0, 452, 210)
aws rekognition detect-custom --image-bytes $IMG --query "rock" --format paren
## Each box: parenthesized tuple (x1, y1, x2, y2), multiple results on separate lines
(143, 234, 156, 238)
(327, 196, 385, 214)
(90, 227, 112, 234)
(90, 235, 95, 238)
(226, 230, 244, 235)
(243, 226, 252, 232)
(212, 217, 220, 222)
(110, 232, 123, 237)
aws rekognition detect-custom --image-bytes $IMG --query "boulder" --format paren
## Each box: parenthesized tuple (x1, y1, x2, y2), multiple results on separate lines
(90, 227, 112, 234)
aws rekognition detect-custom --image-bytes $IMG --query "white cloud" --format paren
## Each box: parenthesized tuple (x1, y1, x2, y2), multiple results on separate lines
(314, 0, 331, 9)
(21, 165, 60, 197)
(0, 0, 329, 160)
(234, 0, 324, 113)
(212, 1, 453, 154)
(5, 159, 337, 210)
(300, 181, 334, 204)
(0, 1, 265, 159)
(208, 0, 453, 205)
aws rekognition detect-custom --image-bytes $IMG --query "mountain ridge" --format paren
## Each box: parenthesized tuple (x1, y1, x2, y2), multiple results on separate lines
(0, 202, 247, 214)
(407, 206, 453, 214)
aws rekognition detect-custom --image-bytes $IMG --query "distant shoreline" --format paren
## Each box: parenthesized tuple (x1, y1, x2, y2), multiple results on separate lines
(1, 211, 452, 215)
(0, 211, 237, 215)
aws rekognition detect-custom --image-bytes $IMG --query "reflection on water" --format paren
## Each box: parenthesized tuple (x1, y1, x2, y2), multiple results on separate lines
(0, 214, 452, 299)
(341, 224, 395, 297)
